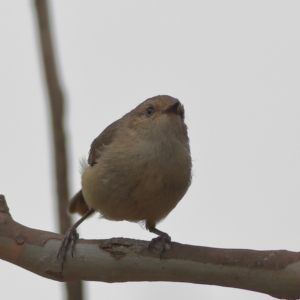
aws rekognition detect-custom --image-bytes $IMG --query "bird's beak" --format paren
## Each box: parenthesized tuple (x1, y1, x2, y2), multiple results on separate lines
(164, 101, 181, 115)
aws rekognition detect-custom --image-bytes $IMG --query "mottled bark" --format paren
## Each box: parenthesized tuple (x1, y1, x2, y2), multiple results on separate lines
(1, 195, 300, 299)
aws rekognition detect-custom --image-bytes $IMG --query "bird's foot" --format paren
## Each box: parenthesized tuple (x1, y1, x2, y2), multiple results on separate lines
(57, 226, 79, 268)
(148, 233, 171, 258)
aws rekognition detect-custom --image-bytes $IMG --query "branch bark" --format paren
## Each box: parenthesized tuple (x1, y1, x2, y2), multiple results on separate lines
(33, 1, 83, 299)
(1, 195, 300, 299)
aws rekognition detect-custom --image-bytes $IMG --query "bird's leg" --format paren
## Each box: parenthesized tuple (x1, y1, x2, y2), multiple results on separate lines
(57, 208, 95, 266)
(148, 226, 171, 258)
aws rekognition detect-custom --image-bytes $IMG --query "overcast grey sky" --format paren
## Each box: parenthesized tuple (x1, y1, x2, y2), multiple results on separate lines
(1, 1, 300, 299)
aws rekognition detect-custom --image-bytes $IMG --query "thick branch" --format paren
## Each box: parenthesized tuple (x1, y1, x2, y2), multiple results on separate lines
(1, 195, 300, 299)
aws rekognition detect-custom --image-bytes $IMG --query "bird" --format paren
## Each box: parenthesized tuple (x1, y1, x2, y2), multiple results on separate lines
(57, 95, 192, 263)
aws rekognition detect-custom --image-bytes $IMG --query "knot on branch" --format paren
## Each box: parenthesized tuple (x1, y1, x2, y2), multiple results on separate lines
(0, 195, 11, 217)
(99, 238, 149, 259)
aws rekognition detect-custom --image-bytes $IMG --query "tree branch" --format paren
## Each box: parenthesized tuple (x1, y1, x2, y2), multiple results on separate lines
(1, 195, 300, 299)
(34, 0, 69, 242)
(33, 1, 83, 298)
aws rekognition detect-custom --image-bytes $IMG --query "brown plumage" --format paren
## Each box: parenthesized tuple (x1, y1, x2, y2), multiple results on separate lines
(58, 95, 192, 262)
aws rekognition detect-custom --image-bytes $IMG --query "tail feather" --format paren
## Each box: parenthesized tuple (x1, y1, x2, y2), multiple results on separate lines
(68, 190, 90, 216)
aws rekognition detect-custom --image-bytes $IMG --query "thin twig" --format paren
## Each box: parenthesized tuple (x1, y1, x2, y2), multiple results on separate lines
(33, 1, 83, 299)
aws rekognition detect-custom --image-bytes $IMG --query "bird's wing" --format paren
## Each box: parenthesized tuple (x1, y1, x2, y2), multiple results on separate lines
(68, 119, 122, 216)
(88, 118, 121, 166)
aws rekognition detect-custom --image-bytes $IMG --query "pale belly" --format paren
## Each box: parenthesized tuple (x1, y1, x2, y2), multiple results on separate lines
(81, 143, 191, 228)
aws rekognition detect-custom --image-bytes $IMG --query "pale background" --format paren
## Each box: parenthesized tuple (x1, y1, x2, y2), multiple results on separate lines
(0, 1, 300, 299)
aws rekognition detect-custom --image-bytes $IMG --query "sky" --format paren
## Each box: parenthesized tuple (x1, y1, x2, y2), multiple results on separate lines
(0, 1, 300, 299)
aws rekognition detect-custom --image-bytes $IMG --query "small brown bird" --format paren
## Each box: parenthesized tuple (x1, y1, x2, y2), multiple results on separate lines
(58, 95, 192, 261)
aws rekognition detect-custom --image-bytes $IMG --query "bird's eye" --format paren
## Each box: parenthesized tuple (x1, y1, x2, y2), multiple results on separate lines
(145, 107, 154, 117)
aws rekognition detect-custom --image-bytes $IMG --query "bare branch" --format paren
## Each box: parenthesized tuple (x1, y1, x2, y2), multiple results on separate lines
(34, 0, 69, 237)
(1, 195, 300, 299)
(33, 0, 83, 298)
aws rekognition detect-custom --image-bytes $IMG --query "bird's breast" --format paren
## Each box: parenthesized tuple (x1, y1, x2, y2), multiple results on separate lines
(82, 136, 191, 225)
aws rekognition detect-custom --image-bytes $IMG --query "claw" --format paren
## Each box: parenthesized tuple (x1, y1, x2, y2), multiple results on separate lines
(148, 233, 171, 258)
(56, 208, 95, 269)
(57, 227, 78, 267)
